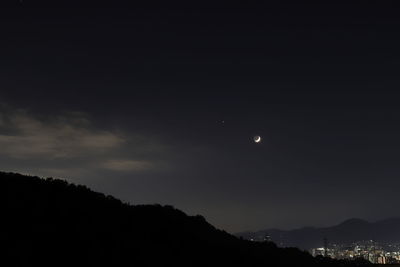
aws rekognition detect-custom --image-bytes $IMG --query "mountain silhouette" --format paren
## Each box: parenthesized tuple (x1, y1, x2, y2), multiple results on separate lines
(0, 171, 370, 267)
(238, 218, 400, 250)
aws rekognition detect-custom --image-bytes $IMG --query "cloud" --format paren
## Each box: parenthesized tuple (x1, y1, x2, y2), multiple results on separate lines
(0, 109, 124, 159)
(0, 106, 167, 177)
(102, 159, 153, 172)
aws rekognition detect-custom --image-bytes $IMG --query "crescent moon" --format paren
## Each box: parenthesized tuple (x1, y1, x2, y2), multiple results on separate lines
(254, 136, 261, 143)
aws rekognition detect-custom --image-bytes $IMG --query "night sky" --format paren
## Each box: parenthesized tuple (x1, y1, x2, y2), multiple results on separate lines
(1, 2, 400, 233)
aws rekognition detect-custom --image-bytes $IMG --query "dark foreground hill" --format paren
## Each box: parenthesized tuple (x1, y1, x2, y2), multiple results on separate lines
(238, 218, 400, 250)
(0, 172, 369, 267)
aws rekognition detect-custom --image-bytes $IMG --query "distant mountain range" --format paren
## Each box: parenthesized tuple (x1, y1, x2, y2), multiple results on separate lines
(237, 218, 400, 250)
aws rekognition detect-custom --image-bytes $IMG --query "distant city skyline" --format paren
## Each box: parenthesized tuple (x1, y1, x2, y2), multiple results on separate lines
(311, 240, 400, 265)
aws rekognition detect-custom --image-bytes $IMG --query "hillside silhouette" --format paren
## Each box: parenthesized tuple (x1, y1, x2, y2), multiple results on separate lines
(0, 171, 370, 267)
(238, 218, 400, 250)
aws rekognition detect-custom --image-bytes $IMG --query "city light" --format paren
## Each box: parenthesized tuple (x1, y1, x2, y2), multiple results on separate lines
(311, 241, 400, 264)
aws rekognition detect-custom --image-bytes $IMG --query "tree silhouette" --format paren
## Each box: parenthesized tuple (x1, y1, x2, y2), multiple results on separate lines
(0, 171, 371, 267)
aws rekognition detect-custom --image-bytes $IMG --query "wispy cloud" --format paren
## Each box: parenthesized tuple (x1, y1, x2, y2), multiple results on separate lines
(102, 159, 153, 172)
(0, 106, 167, 177)
(0, 109, 124, 159)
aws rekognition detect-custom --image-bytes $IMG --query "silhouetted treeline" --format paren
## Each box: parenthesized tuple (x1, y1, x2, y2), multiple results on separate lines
(0, 172, 371, 267)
